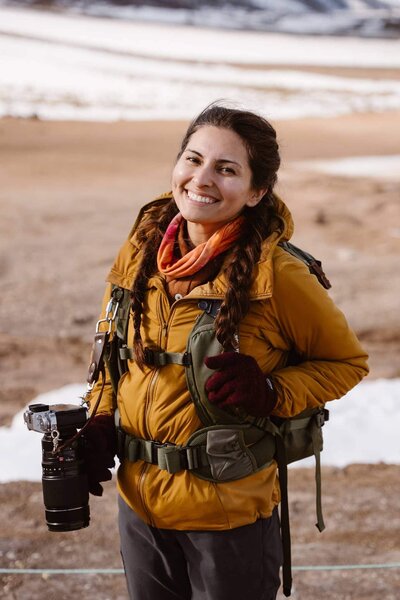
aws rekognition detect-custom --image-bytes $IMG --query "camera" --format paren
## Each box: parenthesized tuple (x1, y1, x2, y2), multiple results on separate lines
(24, 402, 90, 532)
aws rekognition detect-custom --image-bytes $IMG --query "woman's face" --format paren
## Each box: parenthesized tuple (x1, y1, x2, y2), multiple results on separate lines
(171, 126, 264, 244)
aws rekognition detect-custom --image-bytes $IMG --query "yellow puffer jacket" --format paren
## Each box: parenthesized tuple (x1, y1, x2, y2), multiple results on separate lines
(89, 194, 369, 531)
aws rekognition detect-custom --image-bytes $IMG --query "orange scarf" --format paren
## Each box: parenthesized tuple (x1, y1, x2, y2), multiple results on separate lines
(157, 213, 244, 278)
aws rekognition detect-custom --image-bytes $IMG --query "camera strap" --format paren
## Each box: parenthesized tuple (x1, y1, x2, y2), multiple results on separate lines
(51, 288, 126, 455)
(87, 332, 109, 387)
(53, 292, 123, 455)
(53, 368, 107, 455)
(87, 287, 124, 388)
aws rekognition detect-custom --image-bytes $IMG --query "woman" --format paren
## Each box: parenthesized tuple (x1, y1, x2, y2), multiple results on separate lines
(84, 104, 369, 600)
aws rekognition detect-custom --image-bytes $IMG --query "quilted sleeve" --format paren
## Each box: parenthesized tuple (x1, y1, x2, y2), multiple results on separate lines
(269, 253, 369, 418)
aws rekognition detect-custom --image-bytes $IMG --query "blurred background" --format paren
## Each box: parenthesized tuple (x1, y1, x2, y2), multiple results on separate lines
(0, 1, 399, 598)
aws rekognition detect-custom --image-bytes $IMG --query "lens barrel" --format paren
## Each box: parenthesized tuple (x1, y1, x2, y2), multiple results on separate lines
(41, 430, 90, 532)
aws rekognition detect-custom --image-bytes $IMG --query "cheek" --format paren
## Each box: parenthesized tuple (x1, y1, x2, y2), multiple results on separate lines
(223, 181, 252, 202)
(171, 163, 189, 187)
(171, 165, 178, 188)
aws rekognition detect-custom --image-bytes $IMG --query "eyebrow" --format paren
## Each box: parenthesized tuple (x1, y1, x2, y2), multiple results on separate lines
(185, 148, 241, 167)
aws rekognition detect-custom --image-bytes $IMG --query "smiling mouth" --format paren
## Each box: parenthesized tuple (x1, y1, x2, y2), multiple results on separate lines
(186, 190, 218, 205)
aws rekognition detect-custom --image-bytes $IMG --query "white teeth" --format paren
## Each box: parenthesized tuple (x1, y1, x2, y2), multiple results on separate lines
(187, 190, 216, 204)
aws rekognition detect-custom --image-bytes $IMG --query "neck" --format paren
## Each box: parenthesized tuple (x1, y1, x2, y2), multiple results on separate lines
(187, 221, 224, 246)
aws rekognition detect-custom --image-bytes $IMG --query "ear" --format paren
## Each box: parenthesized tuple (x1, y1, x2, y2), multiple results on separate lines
(246, 188, 268, 208)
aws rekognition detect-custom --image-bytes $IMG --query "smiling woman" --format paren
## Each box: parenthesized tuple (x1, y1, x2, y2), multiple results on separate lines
(172, 126, 266, 245)
(83, 102, 369, 600)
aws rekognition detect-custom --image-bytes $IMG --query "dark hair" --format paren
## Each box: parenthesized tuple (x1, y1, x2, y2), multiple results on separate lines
(177, 103, 280, 193)
(131, 103, 283, 367)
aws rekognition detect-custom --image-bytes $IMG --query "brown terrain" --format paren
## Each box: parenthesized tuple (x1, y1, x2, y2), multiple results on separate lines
(0, 111, 399, 599)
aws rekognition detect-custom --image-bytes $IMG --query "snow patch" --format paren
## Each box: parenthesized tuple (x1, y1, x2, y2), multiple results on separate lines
(295, 155, 400, 179)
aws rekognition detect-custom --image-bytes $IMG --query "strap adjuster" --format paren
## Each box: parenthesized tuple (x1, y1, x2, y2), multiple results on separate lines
(126, 437, 139, 462)
(315, 409, 329, 428)
(198, 299, 222, 318)
(143, 348, 192, 368)
(144, 347, 156, 365)
(120, 432, 207, 474)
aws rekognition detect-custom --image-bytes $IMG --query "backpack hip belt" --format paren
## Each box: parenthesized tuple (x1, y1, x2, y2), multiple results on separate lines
(117, 420, 279, 482)
(116, 408, 327, 517)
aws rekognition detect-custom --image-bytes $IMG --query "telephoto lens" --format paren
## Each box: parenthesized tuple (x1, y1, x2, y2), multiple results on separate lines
(41, 431, 89, 532)
(25, 403, 90, 532)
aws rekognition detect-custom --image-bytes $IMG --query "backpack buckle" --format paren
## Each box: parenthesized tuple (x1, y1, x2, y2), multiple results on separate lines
(315, 409, 328, 427)
(198, 300, 221, 318)
(143, 347, 156, 366)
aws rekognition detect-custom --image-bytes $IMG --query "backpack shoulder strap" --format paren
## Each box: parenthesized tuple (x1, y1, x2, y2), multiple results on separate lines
(278, 241, 331, 289)
(103, 285, 132, 396)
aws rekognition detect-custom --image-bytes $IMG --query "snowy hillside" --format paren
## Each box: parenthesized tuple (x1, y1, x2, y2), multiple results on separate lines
(1, 0, 399, 37)
(1, 6, 400, 121)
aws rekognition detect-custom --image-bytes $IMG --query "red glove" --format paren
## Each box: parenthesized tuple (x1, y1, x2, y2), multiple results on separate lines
(204, 352, 276, 417)
(82, 415, 117, 497)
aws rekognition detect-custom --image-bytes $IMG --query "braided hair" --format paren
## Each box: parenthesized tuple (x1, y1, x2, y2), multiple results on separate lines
(131, 103, 283, 367)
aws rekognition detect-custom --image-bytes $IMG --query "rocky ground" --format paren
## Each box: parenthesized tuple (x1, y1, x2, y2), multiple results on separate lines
(0, 112, 399, 598)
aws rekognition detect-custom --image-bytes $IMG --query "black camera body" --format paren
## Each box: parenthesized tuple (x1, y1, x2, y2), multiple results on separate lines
(24, 403, 90, 532)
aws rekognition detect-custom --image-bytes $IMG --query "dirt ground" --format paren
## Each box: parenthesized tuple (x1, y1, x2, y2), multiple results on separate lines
(0, 110, 399, 599)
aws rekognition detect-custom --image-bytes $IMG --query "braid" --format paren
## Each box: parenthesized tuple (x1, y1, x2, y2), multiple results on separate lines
(131, 105, 283, 362)
(215, 192, 284, 349)
(131, 199, 178, 369)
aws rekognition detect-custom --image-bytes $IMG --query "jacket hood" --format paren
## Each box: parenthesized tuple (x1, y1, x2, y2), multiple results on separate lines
(273, 192, 294, 243)
(190, 193, 295, 300)
(128, 192, 294, 248)
(108, 192, 294, 298)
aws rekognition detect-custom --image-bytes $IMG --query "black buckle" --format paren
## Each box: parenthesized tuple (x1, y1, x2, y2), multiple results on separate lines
(176, 448, 188, 470)
(198, 299, 222, 318)
(111, 286, 125, 302)
(315, 409, 329, 428)
(181, 352, 192, 367)
(143, 347, 155, 366)
(150, 440, 167, 464)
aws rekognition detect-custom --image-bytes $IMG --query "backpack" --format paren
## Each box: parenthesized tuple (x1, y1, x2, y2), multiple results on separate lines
(86, 238, 331, 597)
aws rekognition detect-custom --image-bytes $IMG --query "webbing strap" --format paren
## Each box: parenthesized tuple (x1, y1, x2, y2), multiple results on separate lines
(150, 351, 192, 367)
(119, 346, 134, 360)
(278, 241, 331, 289)
(275, 435, 292, 597)
(119, 347, 191, 367)
(280, 416, 312, 433)
(120, 432, 208, 474)
(311, 423, 325, 532)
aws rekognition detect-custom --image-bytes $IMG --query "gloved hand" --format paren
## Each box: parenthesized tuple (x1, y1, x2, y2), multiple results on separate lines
(204, 352, 276, 417)
(82, 414, 117, 497)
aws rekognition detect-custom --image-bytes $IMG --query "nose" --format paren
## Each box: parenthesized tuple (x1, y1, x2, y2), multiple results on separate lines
(192, 164, 213, 187)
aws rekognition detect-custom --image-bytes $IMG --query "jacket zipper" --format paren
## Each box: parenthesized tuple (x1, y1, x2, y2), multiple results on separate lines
(138, 462, 154, 526)
(143, 292, 166, 437)
(138, 291, 167, 526)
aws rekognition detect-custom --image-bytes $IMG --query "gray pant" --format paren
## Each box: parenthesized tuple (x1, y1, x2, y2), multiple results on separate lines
(118, 495, 282, 600)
